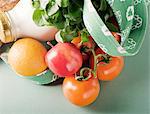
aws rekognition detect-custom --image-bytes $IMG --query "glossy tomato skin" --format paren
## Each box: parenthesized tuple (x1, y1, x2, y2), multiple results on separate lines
(45, 43, 83, 77)
(97, 56, 124, 81)
(62, 77, 100, 107)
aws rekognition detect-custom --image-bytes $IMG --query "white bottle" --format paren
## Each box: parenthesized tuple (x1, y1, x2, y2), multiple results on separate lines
(0, 0, 58, 43)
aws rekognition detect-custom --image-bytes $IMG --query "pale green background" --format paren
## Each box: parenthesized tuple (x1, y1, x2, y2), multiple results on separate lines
(0, 7, 149, 114)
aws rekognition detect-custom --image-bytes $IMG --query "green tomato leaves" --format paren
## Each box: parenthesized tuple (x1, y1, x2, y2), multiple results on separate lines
(81, 31, 89, 43)
(61, 0, 69, 7)
(60, 27, 78, 42)
(33, 9, 49, 26)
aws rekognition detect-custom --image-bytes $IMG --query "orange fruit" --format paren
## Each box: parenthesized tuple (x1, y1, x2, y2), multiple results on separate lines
(8, 38, 47, 76)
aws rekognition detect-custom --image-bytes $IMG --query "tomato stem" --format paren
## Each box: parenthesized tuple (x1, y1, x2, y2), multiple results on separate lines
(76, 48, 109, 80)
(91, 49, 97, 78)
(75, 67, 92, 81)
(78, 41, 83, 48)
(96, 54, 111, 64)
(96, 54, 107, 61)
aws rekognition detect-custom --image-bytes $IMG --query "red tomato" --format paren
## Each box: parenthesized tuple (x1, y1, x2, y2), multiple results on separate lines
(111, 32, 121, 43)
(62, 77, 100, 107)
(109, 16, 120, 29)
(95, 47, 105, 55)
(82, 52, 90, 66)
(45, 43, 83, 77)
(97, 56, 124, 81)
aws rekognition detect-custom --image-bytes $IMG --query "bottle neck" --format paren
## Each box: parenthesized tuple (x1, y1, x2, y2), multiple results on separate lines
(0, 11, 15, 43)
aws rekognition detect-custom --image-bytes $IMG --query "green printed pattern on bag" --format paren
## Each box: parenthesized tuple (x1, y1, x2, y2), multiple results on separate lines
(83, 0, 148, 56)
(24, 70, 59, 85)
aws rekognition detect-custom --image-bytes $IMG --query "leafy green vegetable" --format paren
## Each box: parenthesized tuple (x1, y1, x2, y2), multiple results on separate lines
(60, 28, 78, 42)
(47, 10, 65, 29)
(32, 0, 40, 8)
(32, 0, 120, 41)
(99, 0, 107, 11)
(33, 9, 49, 26)
(81, 31, 89, 43)
(61, 0, 69, 7)
(45, 0, 57, 16)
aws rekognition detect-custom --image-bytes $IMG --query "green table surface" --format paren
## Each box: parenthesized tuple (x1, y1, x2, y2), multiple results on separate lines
(0, 6, 150, 114)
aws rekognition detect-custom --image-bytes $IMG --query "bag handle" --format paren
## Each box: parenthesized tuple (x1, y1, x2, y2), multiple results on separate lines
(83, 0, 148, 56)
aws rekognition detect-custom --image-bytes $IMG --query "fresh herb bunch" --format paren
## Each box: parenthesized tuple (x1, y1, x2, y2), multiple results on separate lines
(32, 0, 119, 42)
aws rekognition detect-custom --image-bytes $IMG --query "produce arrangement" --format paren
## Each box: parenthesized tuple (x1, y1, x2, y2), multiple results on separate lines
(0, 0, 148, 107)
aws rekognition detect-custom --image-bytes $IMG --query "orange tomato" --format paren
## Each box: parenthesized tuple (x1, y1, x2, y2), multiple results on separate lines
(71, 37, 81, 48)
(62, 77, 100, 107)
(97, 56, 124, 81)
(71, 36, 94, 49)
